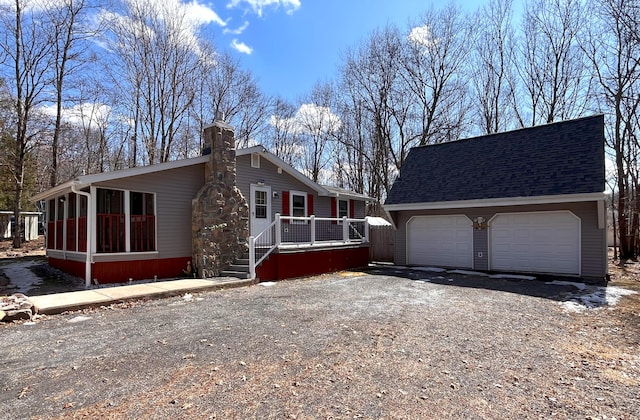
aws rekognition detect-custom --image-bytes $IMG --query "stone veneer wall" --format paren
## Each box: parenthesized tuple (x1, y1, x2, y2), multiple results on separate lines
(192, 120, 249, 278)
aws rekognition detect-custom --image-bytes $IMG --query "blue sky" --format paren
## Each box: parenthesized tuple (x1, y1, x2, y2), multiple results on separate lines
(206, 0, 488, 101)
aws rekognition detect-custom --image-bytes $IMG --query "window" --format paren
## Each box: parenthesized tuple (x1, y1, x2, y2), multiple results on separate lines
(251, 153, 260, 168)
(96, 189, 125, 253)
(338, 199, 349, 219)
(66, 193, 77, 251)
(130, 192, 156, 252)
(254, 190, 267, 219)
(290, 191, 307, 221)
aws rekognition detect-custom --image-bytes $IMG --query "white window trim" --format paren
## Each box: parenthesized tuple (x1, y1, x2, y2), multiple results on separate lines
(337, 198, 349, 219)
(289, 190, 307, 223)
(251, 153, 260, 168)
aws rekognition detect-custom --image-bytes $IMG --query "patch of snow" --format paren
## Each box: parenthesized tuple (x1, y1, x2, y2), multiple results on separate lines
(260, 282, 276, 287)
(182, 293, 193, 302)
(546, 280, 588, 291)
(555, 284, 637, 312)
(447, 270, 489, 277)
(433, 276, 445, 280)
(490, 274, 536, 280)
(603, 286, 637, 305)
(68, 316, 92, 323)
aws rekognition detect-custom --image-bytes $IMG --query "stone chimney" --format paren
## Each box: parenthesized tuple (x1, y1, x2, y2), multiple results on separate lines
(192, 116, 249, 278)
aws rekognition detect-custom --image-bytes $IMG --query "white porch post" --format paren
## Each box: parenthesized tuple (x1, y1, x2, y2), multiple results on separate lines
(275, 213, 281, 246)
(342, 216, 349, 242)
(364, 218, 370, 242)
(310, 215, 315, 245)
(62, 194, 68, 256)
(248, 236, 256, 279)
(72, 184, 93, 288)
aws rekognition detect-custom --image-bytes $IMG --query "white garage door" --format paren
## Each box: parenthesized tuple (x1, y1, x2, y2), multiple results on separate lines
(407, 215, 473, 268)
(490, 212, 580, 275)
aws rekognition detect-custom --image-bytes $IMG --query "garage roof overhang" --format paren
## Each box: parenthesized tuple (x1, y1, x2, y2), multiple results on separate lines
(384, 192, 608, 212)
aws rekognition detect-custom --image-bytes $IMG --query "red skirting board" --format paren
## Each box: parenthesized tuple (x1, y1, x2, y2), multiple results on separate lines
(49, 256, 192, 284)
(256, 245, 369, 281)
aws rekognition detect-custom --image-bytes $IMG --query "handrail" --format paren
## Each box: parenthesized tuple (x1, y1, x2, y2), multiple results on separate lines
(249, 215, 280, 279)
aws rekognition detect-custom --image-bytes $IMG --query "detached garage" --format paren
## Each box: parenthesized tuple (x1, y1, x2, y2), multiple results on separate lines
(385, 115, 608, 283)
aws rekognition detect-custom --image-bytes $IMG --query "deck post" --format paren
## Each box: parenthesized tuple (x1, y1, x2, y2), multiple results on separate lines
(342, 216, 349, 242)
(310, 215, 315, 245)
(248, 236, 256, 279)
(364, 218, 370, 242)
(275, 213, 281, 246)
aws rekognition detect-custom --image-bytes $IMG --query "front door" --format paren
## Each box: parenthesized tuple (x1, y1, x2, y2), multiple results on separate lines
(250, 184, 271, 236)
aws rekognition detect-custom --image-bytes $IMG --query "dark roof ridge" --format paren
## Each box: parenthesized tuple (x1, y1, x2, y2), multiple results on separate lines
(412, 114, 605, 150)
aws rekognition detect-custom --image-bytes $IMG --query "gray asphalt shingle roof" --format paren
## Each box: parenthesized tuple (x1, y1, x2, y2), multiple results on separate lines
(385, 115, 605, 205)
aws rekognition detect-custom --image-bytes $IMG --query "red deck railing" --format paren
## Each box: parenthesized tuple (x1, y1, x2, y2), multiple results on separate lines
(55, 220, 64, 250)
(78, 217, 87, 252)
(130, 215, 156, 252)
(97, 213, 126, 253)
(47, 214, 153, 254)
(47, 221, 55, 249)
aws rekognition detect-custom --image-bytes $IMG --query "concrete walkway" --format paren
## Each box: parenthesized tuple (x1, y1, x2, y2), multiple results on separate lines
(29, 277, 257, 315)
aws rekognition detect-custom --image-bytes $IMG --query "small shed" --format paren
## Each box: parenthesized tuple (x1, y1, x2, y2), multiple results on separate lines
(0, 211, 42, 241)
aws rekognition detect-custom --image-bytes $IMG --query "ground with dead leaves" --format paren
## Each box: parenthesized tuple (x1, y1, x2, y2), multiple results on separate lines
(1, 260, 639, 419)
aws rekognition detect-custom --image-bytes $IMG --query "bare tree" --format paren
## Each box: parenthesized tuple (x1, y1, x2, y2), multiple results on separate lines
(470, 0, 516, 134)
(515, 0, 593, 126)
(264, 97, 300, 166)
(402, 3, 473, 146)
(583, 0, 640, 259)
(0, 0, 55, 247)
(197, 50, 271, 149)
(46, 0, 94, 187)
(101, 0, 201, 164)
(340, 25, 404, 200)
(296, 82, 342, 183)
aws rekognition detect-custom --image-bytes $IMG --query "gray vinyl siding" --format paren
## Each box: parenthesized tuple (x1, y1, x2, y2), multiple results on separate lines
(96, 163, 206, 259)
(474, 228, 489, 271)
(236, 154, 320, 219)
(391, 201, 606, 279)
(236, 154, 366, 219)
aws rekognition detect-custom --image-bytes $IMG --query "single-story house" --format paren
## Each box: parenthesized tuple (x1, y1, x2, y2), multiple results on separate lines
(31, 119, 371, 285)
(384, 115, 607, 283)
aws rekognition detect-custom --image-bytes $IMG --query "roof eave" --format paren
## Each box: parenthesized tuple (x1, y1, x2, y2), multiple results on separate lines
(384, 192, 608, 212)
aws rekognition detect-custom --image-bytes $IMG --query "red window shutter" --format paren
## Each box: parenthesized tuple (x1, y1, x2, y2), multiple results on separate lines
(282, 191, 290, 223)
(349, 199, 355, 219)
(307, 194, 314, 216)
(331, 197, 337, 224)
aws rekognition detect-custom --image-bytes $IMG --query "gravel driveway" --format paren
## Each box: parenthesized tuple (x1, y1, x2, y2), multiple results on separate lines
(2, 266, 639, 419)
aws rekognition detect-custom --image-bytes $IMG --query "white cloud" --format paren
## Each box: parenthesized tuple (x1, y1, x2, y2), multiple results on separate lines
(223, 20, 249, 35)
(226, 0, 301, 16)
(408, 25, 439, 50)
(270, 103, 342, 136)
(100, 0, 226, 56)
(40, 103, 112, 128)
(231, 38, 253, 54)
(184, 0, 226, 27)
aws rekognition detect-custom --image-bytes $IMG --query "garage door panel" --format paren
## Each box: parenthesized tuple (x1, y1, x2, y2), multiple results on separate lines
(490, 212, 580, 275)
(407, 215, 472, 269)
